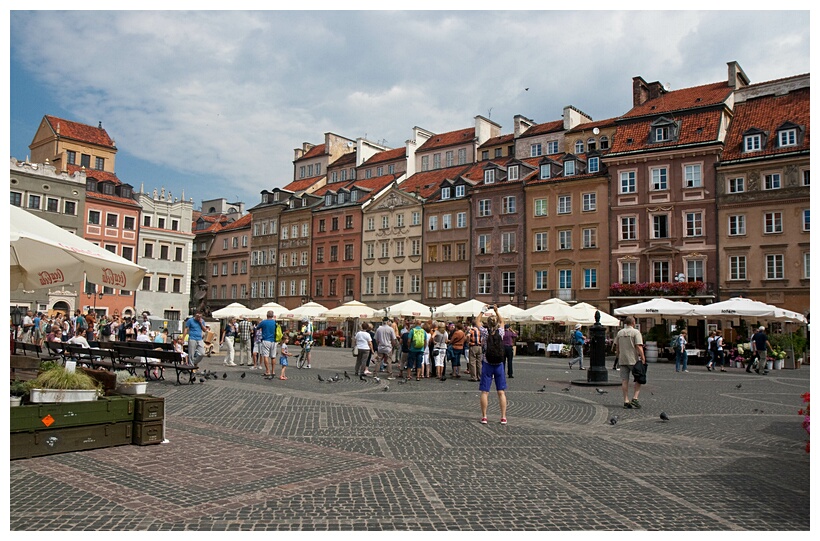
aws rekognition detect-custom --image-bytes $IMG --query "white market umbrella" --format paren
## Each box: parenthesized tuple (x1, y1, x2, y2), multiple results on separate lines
(321, 300, 376, 320)
(436, 299, 488, 318)
(692, 297, 806, 323)
(10, 205, 147, 291)
(512, 298, 579, 324)
(434, 303, 454, 314)
(613, 298, 698, 318)
(483, 304, 525, 321)
(375, 299, 431, 318)
(247, 301, 289, 319)
(279, 301, 328, 321)
(211, 302, 251, 319)
(567, 302, 621, 327)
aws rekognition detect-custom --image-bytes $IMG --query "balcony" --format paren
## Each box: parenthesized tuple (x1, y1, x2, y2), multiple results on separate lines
(609, 281, 712, 298)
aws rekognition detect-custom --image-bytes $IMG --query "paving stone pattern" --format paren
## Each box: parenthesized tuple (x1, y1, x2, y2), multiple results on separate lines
(10, 347, 810, 531)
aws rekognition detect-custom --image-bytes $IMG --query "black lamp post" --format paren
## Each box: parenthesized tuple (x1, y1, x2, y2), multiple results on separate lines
(10, 306, 24, 341)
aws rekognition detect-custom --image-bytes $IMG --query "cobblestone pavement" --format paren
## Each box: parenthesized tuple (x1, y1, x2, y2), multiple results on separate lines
(9, 347, 811, 531)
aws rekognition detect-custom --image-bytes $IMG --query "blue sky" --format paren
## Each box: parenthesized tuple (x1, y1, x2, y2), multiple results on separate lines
(8, 10, 811, 210)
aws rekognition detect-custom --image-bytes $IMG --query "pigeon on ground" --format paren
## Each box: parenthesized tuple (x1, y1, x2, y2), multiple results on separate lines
(440, 377, 447, 382)
(199, 377, 205, 383)
(561, 387, 570, 392)
(609, 415, 619, 425)
(222, 372, 227, 379)
(736, 384, 742, 389)
(240, 372, 246, 379)
(344, 371, 350, 380)
(538, 385, 547, 392)
(398, 378, 406, 385)
(374, 376, 380, 383)
(595, 388, 608, 395)
(382, 385, 389, 392)
(660, 412, 669, 421)
(360, 375, 366, 381)
(318, 374, 325, 382)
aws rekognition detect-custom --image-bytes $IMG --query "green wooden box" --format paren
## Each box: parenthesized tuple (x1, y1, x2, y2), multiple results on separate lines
(11, 421, 133, 460)
(10, 396, 135, 433)
(132, 420, 164, 445)
(133, 395, 165, 421)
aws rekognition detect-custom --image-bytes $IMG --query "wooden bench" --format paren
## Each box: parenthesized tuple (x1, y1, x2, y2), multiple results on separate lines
(62, 344, 125, 372)
(12, 340, 61, 361)
(113, 345, 195, 385)
(10, 355, 42, 382)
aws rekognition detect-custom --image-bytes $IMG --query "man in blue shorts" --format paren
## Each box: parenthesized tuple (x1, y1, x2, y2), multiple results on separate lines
(258, 310, 278, 379)
(478, 305, 508, 425)
(406, 319, 425, 381)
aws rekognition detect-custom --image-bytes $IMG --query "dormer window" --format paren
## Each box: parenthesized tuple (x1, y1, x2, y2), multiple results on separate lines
(455, 185, 465, 198)
(273, 191, 280, 202)
(649, 117, 679, 143)
(540, 164, 551, 179)
(337, 193, 346, 204)
(778, 128, 797, 147)
(563, 160, 576, 177)
(484, 169, 495, 184)
(575, 140, 584, 154)
(655, 126, 671, 142)
(588, 156, 599, 173)
(507, 165, 519, 181)
(120, 185, 132, 199)
(599, 136, 609, 150)
(101, 182, 115, 195)
(289, 200, 296, 209)
(351, 190, 358, 202)
(587, 138, 597, 151)
(441, 187, 451, 200)
(325, 194, 333, 206)
(744, 134, 762, 152)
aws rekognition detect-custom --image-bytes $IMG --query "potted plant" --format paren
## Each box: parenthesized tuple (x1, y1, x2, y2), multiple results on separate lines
(114, 370, 148, 395)
(28, 365, 102, 403)
(10, 379, 30, 406)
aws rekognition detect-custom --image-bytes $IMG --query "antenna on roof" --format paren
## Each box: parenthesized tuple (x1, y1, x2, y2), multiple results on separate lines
(488, 107, 493, 119)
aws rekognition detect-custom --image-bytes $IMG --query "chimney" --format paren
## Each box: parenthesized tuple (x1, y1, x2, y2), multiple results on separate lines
(727, 61, 750, 90)
(514, 115, 534, 138)
(474, 115, 501, 146)
(632, 76, 666, 107)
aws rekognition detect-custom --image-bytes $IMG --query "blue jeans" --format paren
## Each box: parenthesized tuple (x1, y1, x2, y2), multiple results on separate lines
(675, 349, 688, 371)
(569, 344, 584, 369)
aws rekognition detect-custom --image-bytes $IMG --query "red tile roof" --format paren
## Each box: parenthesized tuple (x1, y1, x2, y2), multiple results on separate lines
(296, 144, 326, 161)
(66, 164, 121, 184)
(478, 133, 514, 149)
(417, 127, 475, 152)
(219, 213, 252, 231)
(361, 146, 405, 165)
(721, 86, 810, 161)
(348, 173, 398, 193)
(284, 175, 324, 192)
(331, 151, 357, 167)
(610, 109, 724, 154)
(85, 191, 141, 208)
(565, 117, 618, 134)
(45, 115, 116, 148)
(400, 165, 473, 199)
(621, 81, 732, 119)
(520, 119, 563, 137)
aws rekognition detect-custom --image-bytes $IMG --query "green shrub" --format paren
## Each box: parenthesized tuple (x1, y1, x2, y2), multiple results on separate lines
(29, 366, 102, 391)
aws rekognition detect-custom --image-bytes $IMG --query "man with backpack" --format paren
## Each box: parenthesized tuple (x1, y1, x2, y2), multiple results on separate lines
(712, 330, 726, 372)
(407, 319, 426, 381)
(568, 324, 586, 370)
(479, 305, 508, 425)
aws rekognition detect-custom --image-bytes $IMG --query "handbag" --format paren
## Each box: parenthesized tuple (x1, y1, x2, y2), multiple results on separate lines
(631, 361, 647, 385)
(352, 345, 359, 356)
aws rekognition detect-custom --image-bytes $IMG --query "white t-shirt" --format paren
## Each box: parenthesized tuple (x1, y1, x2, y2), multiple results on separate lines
(355, 331, 372, 351)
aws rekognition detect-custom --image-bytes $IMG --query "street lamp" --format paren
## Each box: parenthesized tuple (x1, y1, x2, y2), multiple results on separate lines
(87, 285, 104, 313)
(10, 306, 24, 341)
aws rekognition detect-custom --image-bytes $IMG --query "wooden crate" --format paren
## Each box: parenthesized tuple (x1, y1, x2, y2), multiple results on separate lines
(11, 422, 133, 460)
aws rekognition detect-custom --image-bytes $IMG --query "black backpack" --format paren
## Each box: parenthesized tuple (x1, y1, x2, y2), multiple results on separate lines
(101, 323, 112, 336)
(486, 329, 504, 364)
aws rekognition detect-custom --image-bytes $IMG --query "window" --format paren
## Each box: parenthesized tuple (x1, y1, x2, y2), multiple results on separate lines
(534, 270, 548, 290)
(410, 274, 421, 294)
(456, 243, 466, 260)
(764, 212, 783, 234)
(778, 128, 797, 147)
(652, 261, 670, 282)
(330, 245, 338, 262)
(530, 143, 542, 157)
(685, 212, 703, 237)
(280, 281, 287, 297)
(421, 155, 429, 171)
(10, 192, 22, 206)
(583, 268, 597, 289)
(441, 280, 452, 298)
(563, 160, 576, 176)
(484, 169, 495, 184)
(433, 153, 441, 169)
(729, 215, 746, 236)
(652, 214, 669, 238)
(329, 278, 337, 297)
(381, 242, 389, 258)
(478, 234, 490, 255)
(547, 141, 559, 154)
(331, 217, 339, 231)
(558, 270, 572, 296)
(66, 150, 76, 165)
(534, 198, 548, 216)
(364, 276, 374, 295)
(587, 138, 597, 151)
(684, 164, 702, 188)
(729, 256, 747, 280)
(599, 136, 609, 150)
(582, 193, 596, 212)
(507, 165, 519, 181)
(621, 262, 637, 284)
(588, 156, 599, 173)
(345, 215, 353, 229)
(495, 148, 503, 158)
(45, 197, 58, 212)
(534, 232, 548, 252)
(427, 280, 438, 298)
(395, 240, 404, 257)
(221, 263, 228, 276)
(456, 212, 466, 228)
(455, 185, 465, 198)
(766, 254, 784, 279)
(211, 263, 218, 277)
(803, 170, 810, 186)
(651, 167, 668, 190)
(427, 245, 438, 263)
(157, 277, 167, 292)
(728, 177, 745, 193)
(501, 232, 516, 253)
(445, 151, 454, 167)
(502, 196, 516, 214)
(442, 214, 452, 229)
(223, 238, 230, 249)
(318, 219, 326, 233)
(144, 243, 154, 258)
(428, 215, 438, 231)
(173, 278, 181, 293)
(557, 195, 571, 215)
(477, 273, 491, 295)
(28, 195, 41, 209)
(803, 209, 810, 231)
(804, 253, 810, 279)
(582, 228, 597, 248)
(121, 247, 133, 261)
(316, 247, 324, 263)
(458, 148, 467, 165)
(558, 230, 572, 250)
(105, 213, 117, 227)
(365, 217, 374, 231)
(380, 276, 389, 295)
(744, 134, 762, 152)
(160, 245, 169, 260)
(158, 218, 166, 229)
(365, 243, 374, 260)
(655, 126, 671, 142)
(302, 223, 309, 237)
(540, 164, 551, 179)
(395, 275, 404, 294)
(621, 217, 637, 240)
(142, 276, 151, 291)
(764, 173, 781, 190)
(456, 279, 467, 298)
(574, 140, 584, 154)
(344, 244, 354, 261)
(502, 272, 516, 295)
(686, 260, 704, 282)
(620, 171, 636, 193)
(478, 199, 491, 217)
(94, 157, 105, 170)
(411, 239, 421, 256)
(412, 212, 420, 225)
(315, 279, 323, 297)
(441, 187, 451, 200)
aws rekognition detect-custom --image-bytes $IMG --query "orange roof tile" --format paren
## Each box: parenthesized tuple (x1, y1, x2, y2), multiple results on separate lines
(400, 165, 473, 199)
(417, 127, 475, 152)
(610, 109, 724, 154)
(331, 152, 357, 167)
(220, 213, 252, 231)
(348, 173, 398, 193)
(295, 144, 326, 162)
(622, 81, 732, 119)
(565, 116, 618, 134)
(361, 147, 405, 165)
(66, 164, 121, 184)
(520, 119, 563, 137)
(85, 191, 141, 208)
(284, 175, 324, 192)
(45, 115, 116, 148)
(721, 86, 810, 162)
(478, 133, 514, 149)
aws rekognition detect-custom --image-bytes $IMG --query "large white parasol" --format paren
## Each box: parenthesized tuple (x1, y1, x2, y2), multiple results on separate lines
(613, 298, 698, 318)
(211, 302, 251, 319)
(512, 298, 579, 324)
(246, 301, 289, 319)
(374, 299, 432, 318)
(435, 299, 488, 318)
(320, 300, 376, 320)
(566, 302, 621, 327)
(278, 301, 328, 321)
(10, 205, 147, 291)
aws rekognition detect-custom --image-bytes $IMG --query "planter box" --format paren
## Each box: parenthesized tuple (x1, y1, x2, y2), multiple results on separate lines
(30, 389, 100, 404)
(10, 395, 135, 433)
(115, 382, 148, 395)
(11, 396, 23, 407)
(11, 421, 133, 460)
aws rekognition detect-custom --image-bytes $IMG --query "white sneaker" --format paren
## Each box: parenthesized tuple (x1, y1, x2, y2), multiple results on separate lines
(228, 362, 237, 366)
(306, 365, 311, 369)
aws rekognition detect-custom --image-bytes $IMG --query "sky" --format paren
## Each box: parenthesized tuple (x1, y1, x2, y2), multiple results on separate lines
(7, 9, 812, 211)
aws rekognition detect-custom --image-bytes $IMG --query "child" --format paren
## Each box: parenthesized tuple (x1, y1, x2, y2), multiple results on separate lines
(278, 336, 292, 380)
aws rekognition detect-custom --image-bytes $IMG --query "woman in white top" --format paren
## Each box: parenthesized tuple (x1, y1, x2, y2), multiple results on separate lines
(354, 322, 375, 377)
(432, 322, 449, 380)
